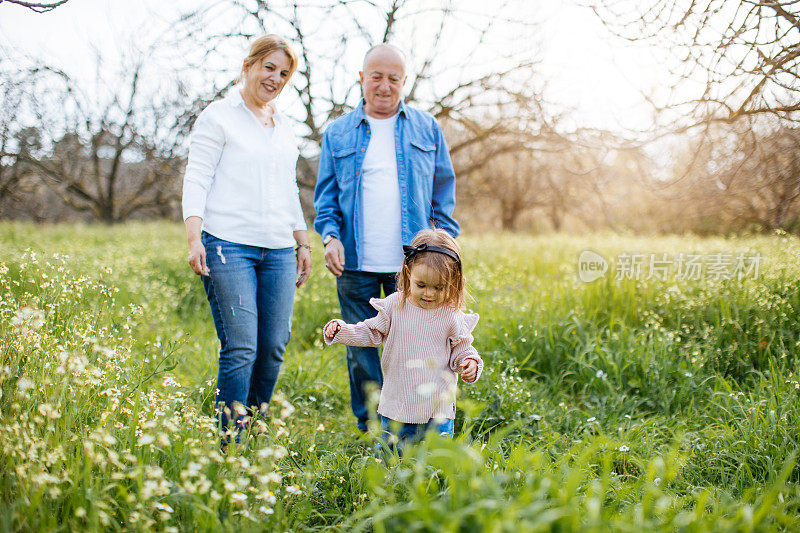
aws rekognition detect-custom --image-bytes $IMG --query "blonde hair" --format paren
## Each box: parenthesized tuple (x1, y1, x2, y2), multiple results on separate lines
(397, 229, 467, 310)
(238, 34, 298, 84)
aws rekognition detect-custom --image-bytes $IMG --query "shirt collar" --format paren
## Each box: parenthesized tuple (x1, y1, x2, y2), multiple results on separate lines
(227, 87, 287, 125)
(226, 88, 246, 108)
(355, 98, 408, 123)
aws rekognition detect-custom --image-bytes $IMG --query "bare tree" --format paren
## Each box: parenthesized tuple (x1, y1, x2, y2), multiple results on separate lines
(584, 0, 800, 127)
(672, 119, 800, 232)
(7, 49, 190, 223)
(0, 0, 69, 13)
(0, 66, 31, 203)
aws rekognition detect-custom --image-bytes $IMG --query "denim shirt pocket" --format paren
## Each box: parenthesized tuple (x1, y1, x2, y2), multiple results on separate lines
(408, 138, 436, 183)
(332, 144, 359, 183)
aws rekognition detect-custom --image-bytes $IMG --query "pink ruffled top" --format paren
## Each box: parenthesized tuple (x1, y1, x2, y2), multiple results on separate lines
(324, 291, 483, 423)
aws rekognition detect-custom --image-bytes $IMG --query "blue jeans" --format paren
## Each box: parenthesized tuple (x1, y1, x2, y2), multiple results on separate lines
(201, 232, 296, 440)
(377, 416, 454, 458)
(336, 270, 397, 432)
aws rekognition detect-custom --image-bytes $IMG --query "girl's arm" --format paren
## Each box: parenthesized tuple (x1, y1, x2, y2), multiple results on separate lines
(323, 297, 392, 347)
(449, 313, 484, 383)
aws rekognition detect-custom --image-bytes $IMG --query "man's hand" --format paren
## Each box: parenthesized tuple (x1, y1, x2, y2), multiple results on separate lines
(324, 238, 345, 277)
(459, 359, 478, 383)
(324, 320, 341, 338)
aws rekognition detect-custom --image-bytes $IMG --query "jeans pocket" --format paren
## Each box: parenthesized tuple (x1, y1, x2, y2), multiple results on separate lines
(203, 232, 235, 269)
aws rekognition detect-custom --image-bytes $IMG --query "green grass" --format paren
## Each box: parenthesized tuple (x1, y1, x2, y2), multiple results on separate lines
(1, 221, 799, 531)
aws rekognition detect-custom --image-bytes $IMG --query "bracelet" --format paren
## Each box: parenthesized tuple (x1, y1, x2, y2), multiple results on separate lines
(295, 243, 312, 252)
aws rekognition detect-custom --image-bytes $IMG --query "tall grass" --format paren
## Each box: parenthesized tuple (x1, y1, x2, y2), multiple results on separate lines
(1, 222, 799, 531)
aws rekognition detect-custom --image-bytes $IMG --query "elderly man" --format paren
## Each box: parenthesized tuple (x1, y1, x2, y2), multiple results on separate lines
(314, 43, 460, 433)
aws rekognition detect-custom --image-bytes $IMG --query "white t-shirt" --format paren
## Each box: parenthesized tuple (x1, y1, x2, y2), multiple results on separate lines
(361, 113, 404, 272)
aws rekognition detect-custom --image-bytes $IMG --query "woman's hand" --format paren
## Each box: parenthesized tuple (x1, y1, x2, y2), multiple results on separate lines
(293, 230, 312, 287)
(188, 240, 210, 276)
(296, 246, 312, 287)
(459, 359, 478, 383)
(324, 320, 341, 338)
(185, 216, 209, 276)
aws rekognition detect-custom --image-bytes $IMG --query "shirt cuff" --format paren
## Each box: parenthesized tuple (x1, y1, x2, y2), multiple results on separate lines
(319, 225, 340, 241)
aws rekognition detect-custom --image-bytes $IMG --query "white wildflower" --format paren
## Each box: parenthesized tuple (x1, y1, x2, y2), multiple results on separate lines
(154, 502, 174, 513)
(162, 376, 181, 388)
(257, 490, 278, 504)
(11, 307, 45, 329)
(37, 403, 61, 420)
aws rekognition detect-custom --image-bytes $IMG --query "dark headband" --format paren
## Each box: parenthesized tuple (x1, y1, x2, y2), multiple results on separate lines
(402, 243, 461, 265)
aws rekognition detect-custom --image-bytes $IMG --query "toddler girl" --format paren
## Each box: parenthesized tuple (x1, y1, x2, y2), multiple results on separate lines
(323, 229, 483, 452)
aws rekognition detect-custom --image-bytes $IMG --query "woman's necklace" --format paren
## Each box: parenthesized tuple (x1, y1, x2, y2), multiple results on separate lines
(242, 91, 274, 127)
(257, 108, 273, 126)
(254, 106, 274, 127)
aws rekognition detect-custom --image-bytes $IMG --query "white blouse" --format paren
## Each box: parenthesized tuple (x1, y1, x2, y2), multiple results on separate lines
(182, 89, 306, 249)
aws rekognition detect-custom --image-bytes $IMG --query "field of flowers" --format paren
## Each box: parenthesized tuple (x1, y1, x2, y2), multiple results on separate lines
(1, 221, 800, 531)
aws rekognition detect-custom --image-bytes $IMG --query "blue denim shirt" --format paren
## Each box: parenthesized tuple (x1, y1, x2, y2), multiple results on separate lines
(313, 100, 460, 271)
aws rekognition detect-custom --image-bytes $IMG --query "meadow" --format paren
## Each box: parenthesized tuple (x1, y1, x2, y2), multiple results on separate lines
(1, 221, 799, 531)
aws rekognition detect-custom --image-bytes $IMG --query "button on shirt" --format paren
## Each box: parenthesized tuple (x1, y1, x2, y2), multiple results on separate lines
(182, 89, 306, 249)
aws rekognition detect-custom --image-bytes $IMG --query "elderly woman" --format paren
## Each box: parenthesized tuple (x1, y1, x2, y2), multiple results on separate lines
(182, 35, 311, 443)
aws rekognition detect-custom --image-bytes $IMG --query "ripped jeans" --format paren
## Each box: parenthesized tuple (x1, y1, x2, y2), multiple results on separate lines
(201, 231, 296, 440)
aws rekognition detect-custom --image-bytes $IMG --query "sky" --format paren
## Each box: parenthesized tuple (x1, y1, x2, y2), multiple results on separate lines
(0, 0, 671, 133)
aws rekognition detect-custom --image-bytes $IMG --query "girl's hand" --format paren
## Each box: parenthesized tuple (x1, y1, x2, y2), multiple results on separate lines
(296, 246, 312, 287)
(460, 359, 478, 383)
(324, 320, 341, 338)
